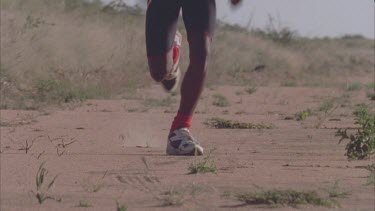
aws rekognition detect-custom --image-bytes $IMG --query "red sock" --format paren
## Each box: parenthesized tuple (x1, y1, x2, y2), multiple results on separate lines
(170, 112, 192, 133)
(172, 43, 179, 65)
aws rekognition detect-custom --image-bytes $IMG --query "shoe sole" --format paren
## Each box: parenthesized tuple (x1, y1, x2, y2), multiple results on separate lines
(166, 142, 204, 156)
(161, 67, 180, 92)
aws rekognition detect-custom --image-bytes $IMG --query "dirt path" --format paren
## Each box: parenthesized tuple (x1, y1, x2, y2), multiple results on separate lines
(1, 86, 374, 210)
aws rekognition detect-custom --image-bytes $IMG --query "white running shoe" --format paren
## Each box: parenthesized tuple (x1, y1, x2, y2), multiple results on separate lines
(161, 31, 182, 92)
(166, 128, 204, 156)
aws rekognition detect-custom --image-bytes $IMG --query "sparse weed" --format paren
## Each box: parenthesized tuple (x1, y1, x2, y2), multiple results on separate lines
(365, 82, 375, 90)
(367, 92, 375, 100)
(251, 15, 298, 45)
(295, 109, 313, 121)
(345, 83, 362, 91)
(33, 78, 91, 104)
(319, 99, 335, 113)
(326, 181, 349, 198)
(188, 151, 217, 174)
(365, 83, 375, 100)
(365, 164, 375, 186)
(116, 201, 128, 211)
(236, 189, 337, 208)
(77, 200, 92, 207)
(336, 106, 375, 159)
(161, 189, 185, 206)
(281, 81, 297, 87)
(159, 183, 206, 206)
(245, 87, 257, 95)
(212, 94, 230, 107)
(143, 96, 176, 108)
(205, 118, 275, 129)
(31, 163, 61, 204)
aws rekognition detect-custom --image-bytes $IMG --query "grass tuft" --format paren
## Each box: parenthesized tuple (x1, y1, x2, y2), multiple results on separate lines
(161, 189, 185, 206)
(326, 181, 349, 198)
(77, 200, 92, 207)
(143, 97, 176, 108)
(245, 86, 257, 95)
(205, 118, 275, 129)
(236, 189, 337, 208)
(116, 201, 127, 211)
(295, 109, 313, 121)
(212, 94, 230, 107)
(31, 163, 61, 204)
(188, 151, 217, 174)
(319, 99, 335, 113)
(345, 83, 362, 91)
(365, 164, 375, 185)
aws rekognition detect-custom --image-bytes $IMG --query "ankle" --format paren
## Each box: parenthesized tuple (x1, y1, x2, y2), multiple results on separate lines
(170, 112, 192, 132)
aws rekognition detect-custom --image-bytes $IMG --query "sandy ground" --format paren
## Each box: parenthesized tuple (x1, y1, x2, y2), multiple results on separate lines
(0, 85, 374, 211)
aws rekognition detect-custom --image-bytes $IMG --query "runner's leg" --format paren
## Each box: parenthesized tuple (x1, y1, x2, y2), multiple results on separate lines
(178, 0, 216, 116)
(146, 0, 181, 82)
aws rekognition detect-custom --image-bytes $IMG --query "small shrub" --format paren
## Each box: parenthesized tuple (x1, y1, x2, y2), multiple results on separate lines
(365, 164, 375, 185)
(345, 83, 362, 91)
(365, 83, 375, 100)
(281, 81, 297, 87)
(251, 14, 298, 45)
(188, 152, 217, 174)
(116, 201, 127, 211)
(33, 78, 94, 104)
(236, 189, 336, 207)
(212, 94, 230, 107)
(319, 99, 334, 113)
(245, 86, 257, 95)
(326, 181, 349, 198)
(161, 189, 185, 206)
(295, 109, 312, 121)
(336, 107, 375, 159)
(77, 200, 92, 207)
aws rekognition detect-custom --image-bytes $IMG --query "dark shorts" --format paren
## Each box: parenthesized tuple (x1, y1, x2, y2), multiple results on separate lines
(146, 0, 216, 57)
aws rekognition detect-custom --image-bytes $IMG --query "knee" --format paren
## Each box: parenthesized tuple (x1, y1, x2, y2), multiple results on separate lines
(188, 34, 212, 71)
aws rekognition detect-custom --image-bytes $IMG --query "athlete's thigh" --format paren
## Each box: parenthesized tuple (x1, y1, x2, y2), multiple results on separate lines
(146, 0, 181, 56)
(181, 0, 216, 39)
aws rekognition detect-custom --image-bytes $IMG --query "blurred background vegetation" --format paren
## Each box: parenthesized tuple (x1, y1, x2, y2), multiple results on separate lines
(1, 0, 373, 109)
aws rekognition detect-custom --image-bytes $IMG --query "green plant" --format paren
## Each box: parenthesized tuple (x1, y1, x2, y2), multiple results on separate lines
(188, 151, 217, 174)
(251, 15, 298, 45)
(161, 189, 185, 206)
(336, 107, 375, 159)
(345, 83, 362, 91)
(365, 164, 375, 186)
(212, 94, 230, 107)
(142, 96, 176, 108)
(205, 118, 275, 129)
(34, 78, 92, 104)
(281, 81, 297, 87)
(365, 83, 375, 100)
(236, 189, 336, 208)
(295, 109, 312, 121)
(326, 181, 349, 198)
(245, 86, 257, 95)
(77, 200, 92, 207)
(116, 201, 127, 211)
(31, 163, 61, 204)
(319, 99, 334, 113)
